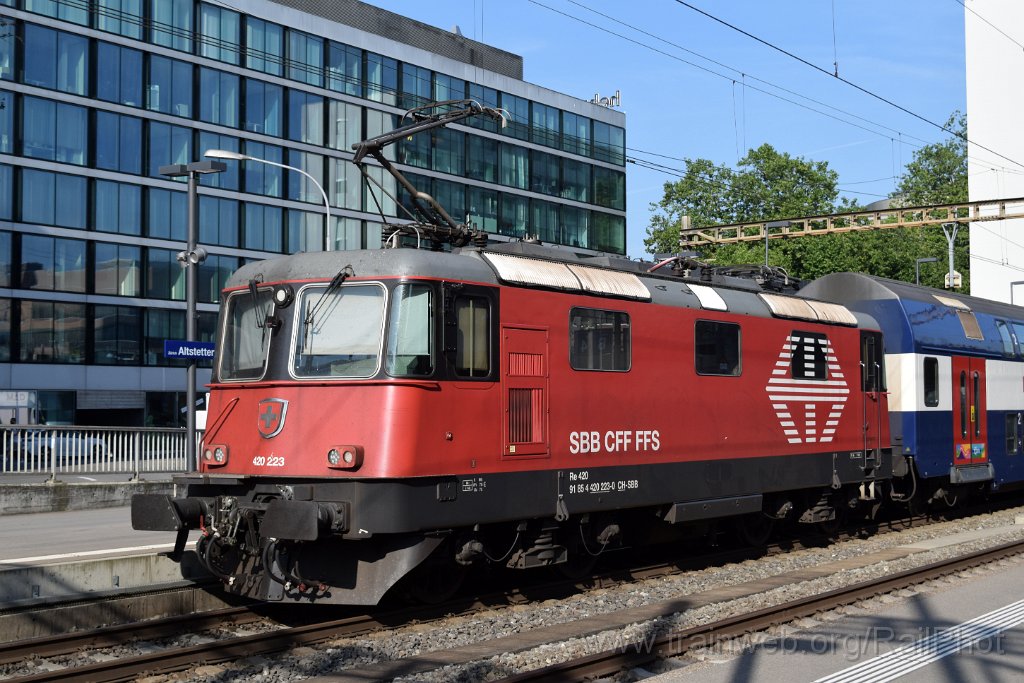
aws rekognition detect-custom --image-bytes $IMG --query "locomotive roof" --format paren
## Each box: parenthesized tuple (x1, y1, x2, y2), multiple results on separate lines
(228, 245, 866, 328)
(800, 272, 1024, 356)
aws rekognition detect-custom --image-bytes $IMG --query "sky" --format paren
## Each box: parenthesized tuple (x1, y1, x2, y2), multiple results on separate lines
(362, 0, 968, 259)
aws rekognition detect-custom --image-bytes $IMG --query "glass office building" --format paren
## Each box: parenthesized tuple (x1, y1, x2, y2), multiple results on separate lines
(0, 0, 626, 425)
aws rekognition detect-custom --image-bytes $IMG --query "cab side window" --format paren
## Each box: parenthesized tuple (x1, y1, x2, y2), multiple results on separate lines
(695, 320, 741, 376)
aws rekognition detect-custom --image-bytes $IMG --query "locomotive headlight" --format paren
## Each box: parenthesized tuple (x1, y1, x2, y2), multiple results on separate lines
(273, 284, 294, 308)
(214, 447, 226, 463)
(204, 449, 213, 461)
(326, 445, 363, 470)
(202, 444, 228, 468)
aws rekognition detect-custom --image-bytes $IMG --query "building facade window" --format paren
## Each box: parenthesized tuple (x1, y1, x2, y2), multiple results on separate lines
(594, 166, 625, 210)
(467, 83, 499, 132)
(364, 108, 397, 160)
(530, 149, 559, 196)
(198, 195, 239, 247)
(146, 247, 184, 300)
(0, 19, 15, 81)
(20, 300, 87, 363)
(592, 212, 625, 255)
(531, 102, 560, 148)
(287, 29, 322, 86)
(433, 128, 464, 176)
(287, 209, 322, 253)
(243, 202, 283, 252)
(198, 254, 238, 302)
(20, 234, 87, 292)
(332, 216, 362, 250)
(0, 165, 11, 219)
(95, 243, 141, 296)
(562, 112, 591, 157)
(467, 135, 497, 183)
(243, 78, 282, 136)
(433, 72, 464, 104)
(0, 231, 10, 286)
(499, 193, 527, 237)
(148, 121, 191, 177)
(197, 131, 240, 189)
(147, 187, 186, 240)
(287, 89, 323, 145)
(22, 96, 88, 165)
(245, 17, 283, 76)
(0, 96, 11, 153)
(327, 99, 361, 151)
(145, 308, 185, 365)
(329, 158, 361, 210)
(23, 25, 87, 95)
(286, 149, 324, 205)
(365, 52, 397, 105)
(434, 179, 465, 221)
(531, 199, 560, 243)
(94, 179, 142, 235)
(593, 121, 625, 165)
(562, 158, 590, 202)
(96, 42, 143, 107)
(94, 305, 141, 365)
(25, 0, 88, 25)
(147, 55, 192, 117)
(0, 297, 8, 362)
(96, 0, 143, 39)
(500, 143, 528, 189)
(199, 3, 240, 64)
(20, 169, 86, 228)
(501, 92, 529, 141)
(468, 187, 498, 234)
(362, 166, 396, 217)
(400, 62, 431, 109)
(562, 206, 589, 248)
(95, 111, 143, 174)
(242, 141, 283, 196)
(327, 42, 361, 96)
(149, 0, 193, 52)
(198, 67, 239, 127)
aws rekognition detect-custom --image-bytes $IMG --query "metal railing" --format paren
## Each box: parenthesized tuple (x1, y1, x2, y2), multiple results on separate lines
(0, 425, 200, 479)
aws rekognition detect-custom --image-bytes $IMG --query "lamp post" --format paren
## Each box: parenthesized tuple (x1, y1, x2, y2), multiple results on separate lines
(204, 149, 333, 251)
(915, 257, 938, 286)
(158, 160, 226, 472)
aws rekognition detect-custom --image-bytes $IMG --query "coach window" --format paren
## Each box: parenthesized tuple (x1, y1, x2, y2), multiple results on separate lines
(386, 283, 433, 377)
(694, 320, 740, 376)
(455, 294, 491, 377)
(570, 308, 630, 372)
(923, 357, 939, 407)
(996, 321, 1016, 357)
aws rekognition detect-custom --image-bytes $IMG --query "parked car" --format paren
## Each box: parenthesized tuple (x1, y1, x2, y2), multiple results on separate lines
(8, 429, 107, 460)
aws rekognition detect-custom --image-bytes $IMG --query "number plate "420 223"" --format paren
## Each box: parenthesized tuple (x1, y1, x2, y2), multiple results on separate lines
(252, 455, 286, 467)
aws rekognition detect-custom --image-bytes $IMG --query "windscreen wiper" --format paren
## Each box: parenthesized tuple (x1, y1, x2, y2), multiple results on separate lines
(304, 265, 355, 333)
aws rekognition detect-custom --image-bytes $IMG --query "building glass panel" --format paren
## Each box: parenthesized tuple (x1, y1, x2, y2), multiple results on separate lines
(21, 234, 86, 292)
(23, 24, 59, 89)
(148, 121, 191, 177)
(562, 112, 590, 156)
(561, 158, 589, 202)
(0, 165, 11, 219)
(243, 78, 282, 136)
(20, 300, 87, 364)
(562, 206, 589, 249)
(286, 149, 324, 205)
(500, 143, 528, 189)
(0, 20, 14, 81)
(149, 0, 193, 52)
(95, 111, 143, 174)
(21, 169, 86, 228)
(467, 135, 497, 183)
(146, 247, 185, 300)
(531, 102, 560, 148)
(362, 166, 396, 217)
(243, 202, 283, 252)
(94, 305, 141, 365)
(327, 99, 360, 151)
(434, 179, 465, 221)
(400, 63, 431, 109)
(398, 129, 430, 169)
(327, 42, 361, 96)
(243, 141, 283, 196)
(287, 89, 323, 145)
(499, 193, 528, 237)
(287, 29, 322, 87)
(96, 0, 143, 40)
(365, 108, 397, 161)
(147, 55, 192, 117)
(500, 92, 529, 140)
(433, 128, 464, 175)
(329, 158, 361, 211)
(332, 216, 361, 250)
(0, 231, 10, 287)
(94, 179, 142, 235)
(0, 94, 11, 152)
(23, 96, 88, 165)
(531, 198, 560, 243)
(397, 172, 431, 219)
(433, 72, 464, 105)
(199, 195, 238, 247)
(197, 131, 239, 189)
(0, 298, 8, 362)
(147, 187, 186, 240)
(199, 67, 239, 127)
(287, 209, 322, 253)
(593, 166, 625, 210)
(145, 308, 185, 366)
(199, 3, 240, 64)
(245, 17, 283, 76)
(530, 149, 559, 196)
(592, 212, 625, 254)
(365, 52, 397, 105)
(198, 254, 237, 302)
(467, 83, 498, 132)
(24, 0, 88, 26)
(95, 243, 141, 296)
(593, 121, 625, 165)
(96, 42, 144, 107)
(468, 187, 498, 233)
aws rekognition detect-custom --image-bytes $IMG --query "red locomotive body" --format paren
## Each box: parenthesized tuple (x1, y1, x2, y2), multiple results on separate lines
(134, 244, 891, 605)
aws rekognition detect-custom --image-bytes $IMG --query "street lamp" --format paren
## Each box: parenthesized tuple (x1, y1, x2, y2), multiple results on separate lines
(915, 257, 938, 286)
(158, 160, 226, 472)
(204, 149, 333, 251)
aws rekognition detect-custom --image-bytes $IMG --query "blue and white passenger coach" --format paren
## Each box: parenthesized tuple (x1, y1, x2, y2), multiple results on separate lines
(802, 273, 1024, 497)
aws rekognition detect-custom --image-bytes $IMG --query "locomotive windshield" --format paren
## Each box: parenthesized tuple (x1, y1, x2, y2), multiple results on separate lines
(293, 283, 386, 378)
(220, 288, 275, 381)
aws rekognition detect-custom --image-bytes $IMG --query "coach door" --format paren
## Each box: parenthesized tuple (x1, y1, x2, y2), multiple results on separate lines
(502, 326, 549, 457)
(952, 356, 988, 466)
(860, 332, 885, 464)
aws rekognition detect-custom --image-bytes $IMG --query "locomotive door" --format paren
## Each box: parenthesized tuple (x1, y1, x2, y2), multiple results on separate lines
(951, 356, 988, 466)
(860, 331, 885, 463)
(502, 326, 549, 457)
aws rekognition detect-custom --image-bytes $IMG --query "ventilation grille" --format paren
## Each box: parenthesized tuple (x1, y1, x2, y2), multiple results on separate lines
(509, 388, 543, 445)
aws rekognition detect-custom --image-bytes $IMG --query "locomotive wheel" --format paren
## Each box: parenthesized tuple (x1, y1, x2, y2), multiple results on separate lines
(735, 513, 775, 547)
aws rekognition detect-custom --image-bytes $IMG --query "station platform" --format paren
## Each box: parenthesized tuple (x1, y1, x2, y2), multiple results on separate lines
(0, 473, 175, 516)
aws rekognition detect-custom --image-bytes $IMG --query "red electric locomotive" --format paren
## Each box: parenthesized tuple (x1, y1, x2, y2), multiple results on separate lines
(132, 102, 892, 605)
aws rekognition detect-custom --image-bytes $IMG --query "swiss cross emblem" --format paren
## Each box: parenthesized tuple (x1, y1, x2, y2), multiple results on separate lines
(257, 398, 288, 439)
(765, 334, 849, 444)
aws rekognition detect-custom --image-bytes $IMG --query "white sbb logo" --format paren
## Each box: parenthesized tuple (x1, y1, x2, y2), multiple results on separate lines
(765, 334, 849, 444)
